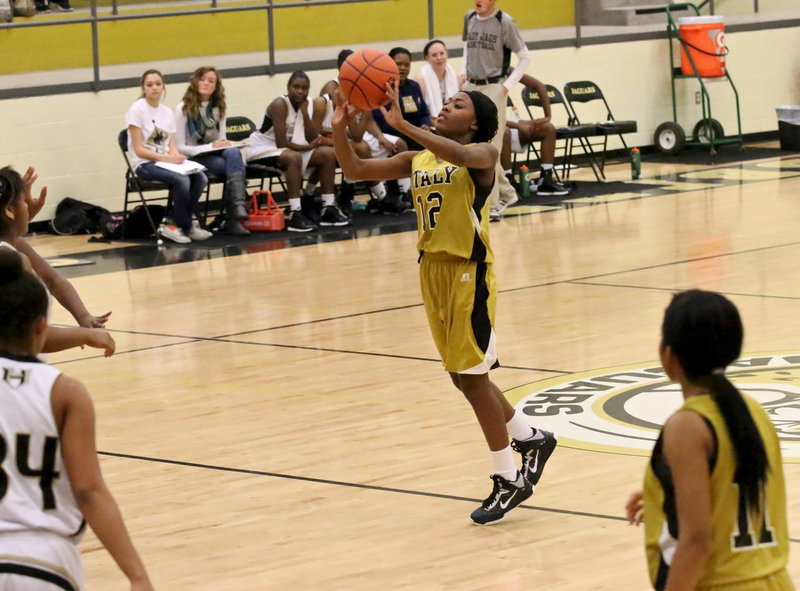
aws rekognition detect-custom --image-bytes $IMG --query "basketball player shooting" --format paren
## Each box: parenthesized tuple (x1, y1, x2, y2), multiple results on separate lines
(332, 81, 557, 525)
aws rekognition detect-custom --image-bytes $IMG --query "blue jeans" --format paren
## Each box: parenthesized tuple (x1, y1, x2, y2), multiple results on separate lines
(192, 147, 245, 178)
(136, 162, 207, 231)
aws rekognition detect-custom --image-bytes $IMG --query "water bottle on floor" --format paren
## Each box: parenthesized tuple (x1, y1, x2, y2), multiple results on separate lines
(631, 148, 641, 180)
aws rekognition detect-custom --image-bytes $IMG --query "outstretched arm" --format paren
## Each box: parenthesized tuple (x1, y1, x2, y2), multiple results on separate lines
(42, 326, 115, 356)
(15, 237, 112, 328)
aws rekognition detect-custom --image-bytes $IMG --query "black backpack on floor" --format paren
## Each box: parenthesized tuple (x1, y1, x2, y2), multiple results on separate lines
(99, 205, 166, 240)
(50, 197, 110, 235)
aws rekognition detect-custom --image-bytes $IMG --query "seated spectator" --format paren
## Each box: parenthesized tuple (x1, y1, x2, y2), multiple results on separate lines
(245, 70, 349, 232)
(371, 47, 432, 151)
(415, 39, 461, 119)
(125, 69, 210, 244)
(175, 66, 250, 236)
(0, 166, 115, 356)
(310, 78, 388, 212)
(504, 70, 569, 196)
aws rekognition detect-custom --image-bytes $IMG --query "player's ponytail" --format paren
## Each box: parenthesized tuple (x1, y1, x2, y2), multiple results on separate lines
(661, 289, 768, 515)
(707, 370, 768, 514)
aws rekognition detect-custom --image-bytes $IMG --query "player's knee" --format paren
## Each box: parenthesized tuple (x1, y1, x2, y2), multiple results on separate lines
(281, 151, 303, 170)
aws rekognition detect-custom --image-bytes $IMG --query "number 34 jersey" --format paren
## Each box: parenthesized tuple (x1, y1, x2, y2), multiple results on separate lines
(644, 393, 791, 590)
(410, 149, 494, 263)
(0, 353, 83, 538)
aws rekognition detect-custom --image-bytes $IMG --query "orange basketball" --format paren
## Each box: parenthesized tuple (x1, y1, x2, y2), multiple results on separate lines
(338, 49, 399, 111)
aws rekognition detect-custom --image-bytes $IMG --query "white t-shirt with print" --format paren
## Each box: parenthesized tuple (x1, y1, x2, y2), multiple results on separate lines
(124, 97, 176, 171)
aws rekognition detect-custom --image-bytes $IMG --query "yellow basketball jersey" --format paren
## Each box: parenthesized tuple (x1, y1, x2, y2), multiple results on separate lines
(410, 149, 494, 263)
(644, 393, 792, 590)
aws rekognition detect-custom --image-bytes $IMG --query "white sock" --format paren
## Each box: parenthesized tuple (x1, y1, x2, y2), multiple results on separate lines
(506, 411, 535, 442)
(490, 446, 518, 481)
(541, 163, 553, 171)
(504, 169, 513, 176)
(289, 197, 301, 212)
(304, 182, 318, 196)
(370, 182, 387, 199)
(398, 177, 411, 193)
(321, 193, 335, 207)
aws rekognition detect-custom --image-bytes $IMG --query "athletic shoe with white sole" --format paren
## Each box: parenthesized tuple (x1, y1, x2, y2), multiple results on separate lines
(511, 430, 558, 486)
(158, 222, 191, 244)
(535, 173, 570, 196)
(187, 219, 213, 241)
(470, 472, 532, 525)
(319, 204, 351, 226)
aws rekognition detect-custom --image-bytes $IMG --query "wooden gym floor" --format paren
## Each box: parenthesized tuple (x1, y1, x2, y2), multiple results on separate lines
(33, 144, 800, 590)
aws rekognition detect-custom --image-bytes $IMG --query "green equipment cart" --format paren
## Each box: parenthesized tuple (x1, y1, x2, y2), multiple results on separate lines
(653, 2, 742, 156)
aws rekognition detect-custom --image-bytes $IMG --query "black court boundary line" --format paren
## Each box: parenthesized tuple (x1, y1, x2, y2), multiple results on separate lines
(51, 239, 800, 371)
(501, 240, 800, 295)
(96, 450, 800, 543)
(98, 450, 624, 523)
(49, 328, 570, 374)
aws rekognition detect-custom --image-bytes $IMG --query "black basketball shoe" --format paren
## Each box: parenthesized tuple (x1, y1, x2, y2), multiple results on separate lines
(511, 430, 557, 486)
(319, 204, 351, 226)
(470, 472, 533, 525)
(534, 171, 570, 196)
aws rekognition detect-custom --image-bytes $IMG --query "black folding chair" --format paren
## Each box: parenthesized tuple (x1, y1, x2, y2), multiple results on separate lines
(226, 116, 287, 195)
(117, 129, 165, 240)
(563, 80, 638, 178)
(521, 84, 604, 181)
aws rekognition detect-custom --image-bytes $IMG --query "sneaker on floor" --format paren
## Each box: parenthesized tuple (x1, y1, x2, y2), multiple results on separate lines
(49, 0, 74, 10)
(511, 430, 557, 487)
(319, 204, 351, 226)
(303, 207, 321, 225)
(287, 210, 315, 232)
(535, 174, 570, 196)
(187, 219, 212, 241)
(379, 193, 408, 215)
(366, 198, 383, 215)
(35, 2, 49, 11)
(495, 192, 519, 214)
(489, 208, 501, 223)
(470, 473, 532, 525)
(158, 222, 191, 244)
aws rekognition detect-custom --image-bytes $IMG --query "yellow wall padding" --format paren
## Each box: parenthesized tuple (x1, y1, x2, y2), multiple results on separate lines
(0, 0, 573, 75)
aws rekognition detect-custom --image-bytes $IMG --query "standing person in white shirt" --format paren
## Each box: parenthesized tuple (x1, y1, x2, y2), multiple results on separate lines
(0, 249, 154, 591)
(125, 69, 210, 244)
(415, 39, 461, 119)
(175, 67, 250, 236)
(462, 0, 531, 221)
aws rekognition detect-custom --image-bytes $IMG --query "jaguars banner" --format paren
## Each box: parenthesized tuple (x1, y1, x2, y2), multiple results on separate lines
(506, 353, 800, 462)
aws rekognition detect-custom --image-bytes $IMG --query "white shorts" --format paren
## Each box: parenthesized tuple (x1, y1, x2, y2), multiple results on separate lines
(363, 131, 401, 158)
(509, 128, 525, 154)
(0, 531, 84, 590)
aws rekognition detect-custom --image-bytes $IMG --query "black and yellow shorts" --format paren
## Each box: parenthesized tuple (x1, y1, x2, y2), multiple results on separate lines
(419, 252, 498, 374)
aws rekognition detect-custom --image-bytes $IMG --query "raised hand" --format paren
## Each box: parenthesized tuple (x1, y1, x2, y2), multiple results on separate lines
(22, 166, 47, 221)
(378, 80, 405, 131)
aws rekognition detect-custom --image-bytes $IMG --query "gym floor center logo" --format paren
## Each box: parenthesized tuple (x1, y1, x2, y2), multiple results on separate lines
(506, 353, 800, 462)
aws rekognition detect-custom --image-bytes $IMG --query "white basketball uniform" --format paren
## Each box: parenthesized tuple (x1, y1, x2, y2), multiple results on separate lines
(0, 353, 85, 591)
